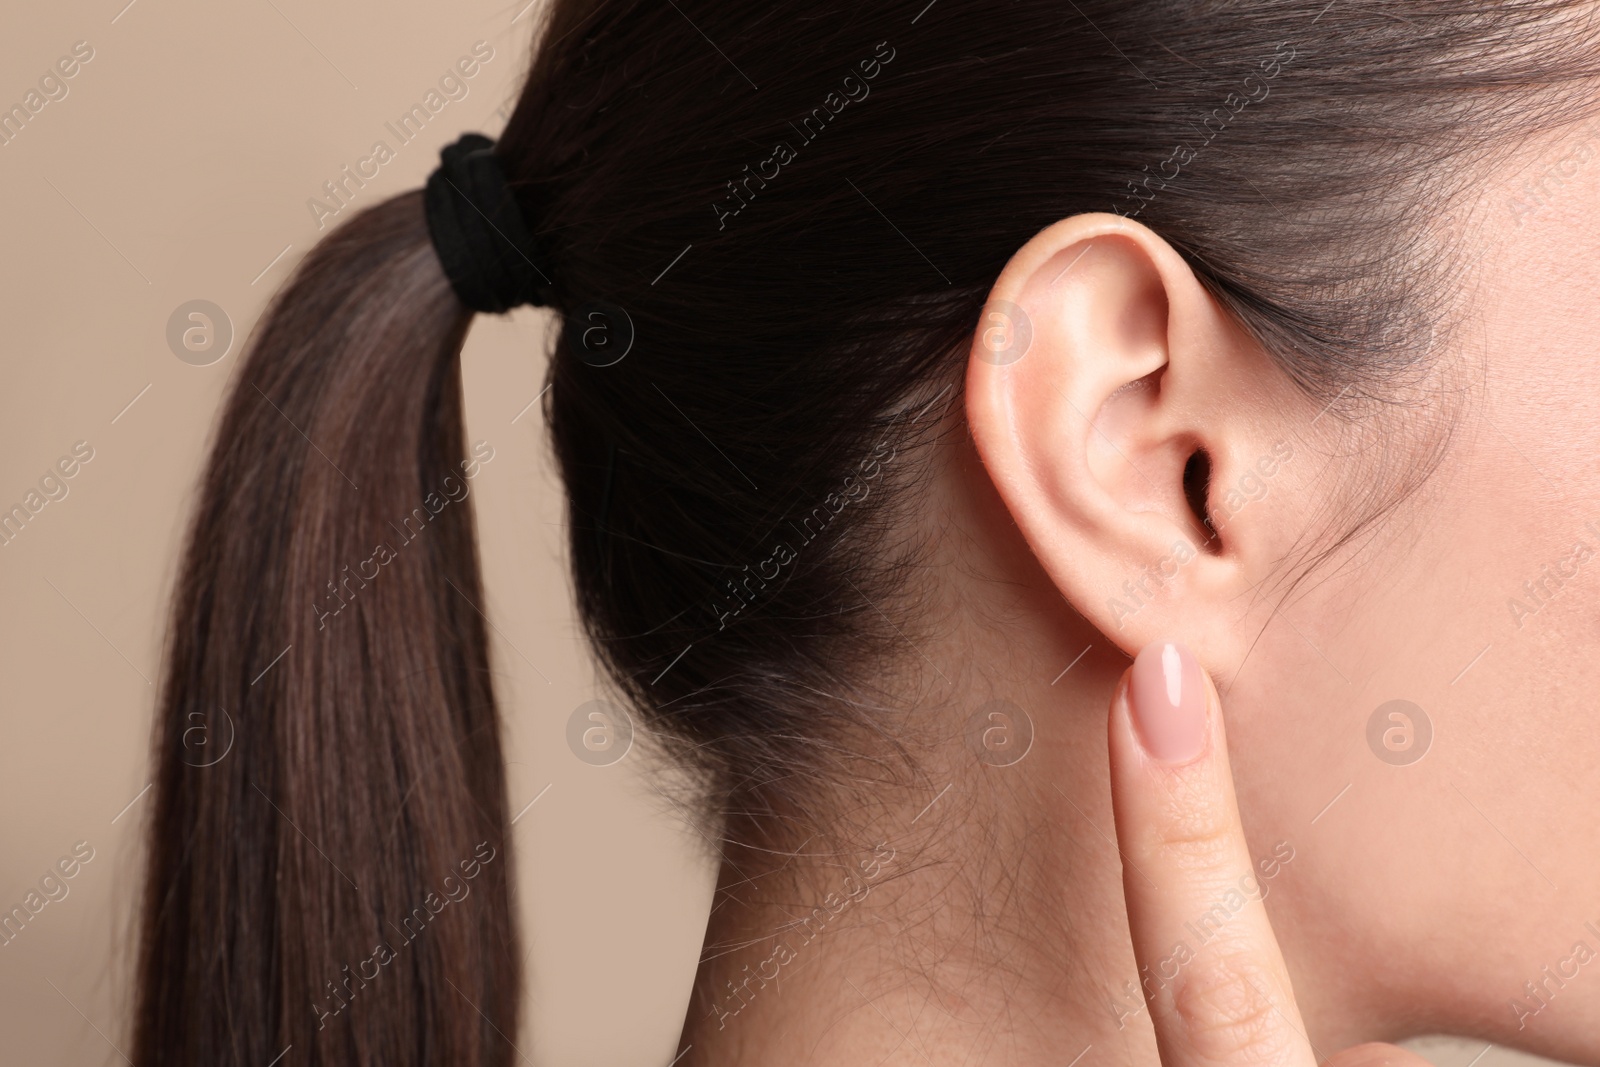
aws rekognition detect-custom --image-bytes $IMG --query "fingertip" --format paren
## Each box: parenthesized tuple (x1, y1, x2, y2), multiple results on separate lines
(1128, 640, 1208, 765)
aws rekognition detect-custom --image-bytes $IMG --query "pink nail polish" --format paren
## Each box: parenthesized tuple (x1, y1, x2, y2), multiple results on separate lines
(1128, 641, 1207, 764)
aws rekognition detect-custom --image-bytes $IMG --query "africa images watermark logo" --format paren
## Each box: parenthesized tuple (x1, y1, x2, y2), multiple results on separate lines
(1365, 699, 1431, 766)
(166, 300, 234, 366)
(565, 699, 634, 766)
(964, 699, 1034, 767)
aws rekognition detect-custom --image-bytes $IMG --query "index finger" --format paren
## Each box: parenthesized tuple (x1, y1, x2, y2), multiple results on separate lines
(1106, 640, 1317, 1067)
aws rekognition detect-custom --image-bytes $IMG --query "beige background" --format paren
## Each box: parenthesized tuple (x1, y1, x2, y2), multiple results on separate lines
(0, 2, 1566, 1065)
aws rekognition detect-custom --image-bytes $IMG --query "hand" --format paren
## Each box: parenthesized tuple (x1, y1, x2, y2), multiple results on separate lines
(1106, 640, 1428, 1067)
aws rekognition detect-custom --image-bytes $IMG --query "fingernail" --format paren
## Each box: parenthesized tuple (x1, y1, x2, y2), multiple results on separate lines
(1128, 640, 1208, 765)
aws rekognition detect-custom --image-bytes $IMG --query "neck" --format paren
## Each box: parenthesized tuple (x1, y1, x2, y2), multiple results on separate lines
(678, 640, 1170, 1067)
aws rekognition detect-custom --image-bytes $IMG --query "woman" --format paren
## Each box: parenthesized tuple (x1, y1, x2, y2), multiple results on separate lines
(133, 0, 1600, 1064)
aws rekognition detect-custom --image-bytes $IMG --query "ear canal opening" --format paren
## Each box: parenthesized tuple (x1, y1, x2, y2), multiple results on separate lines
(1182, 448, 1218, 552)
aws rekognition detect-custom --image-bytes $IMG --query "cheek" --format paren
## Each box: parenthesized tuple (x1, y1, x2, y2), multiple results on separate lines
(1218, 637, 1465, 1005)
(1232, 144, 1600, 1016)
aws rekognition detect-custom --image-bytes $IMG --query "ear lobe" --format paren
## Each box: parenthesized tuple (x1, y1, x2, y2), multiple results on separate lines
(965, 213, 1286, 664)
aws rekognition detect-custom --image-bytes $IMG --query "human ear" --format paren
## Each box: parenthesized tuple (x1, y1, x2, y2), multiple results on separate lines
(964, 213, 1313, 666)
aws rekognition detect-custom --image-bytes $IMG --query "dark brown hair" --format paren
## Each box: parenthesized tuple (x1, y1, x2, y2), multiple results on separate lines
(135, 1, 1600, 1062)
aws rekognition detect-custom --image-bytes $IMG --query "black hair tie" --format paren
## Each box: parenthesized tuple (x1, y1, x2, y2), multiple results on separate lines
(423, 132, 555, 313)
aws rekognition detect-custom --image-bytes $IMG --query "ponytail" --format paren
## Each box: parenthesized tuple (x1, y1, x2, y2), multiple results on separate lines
(133, 190, 521, 1065)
